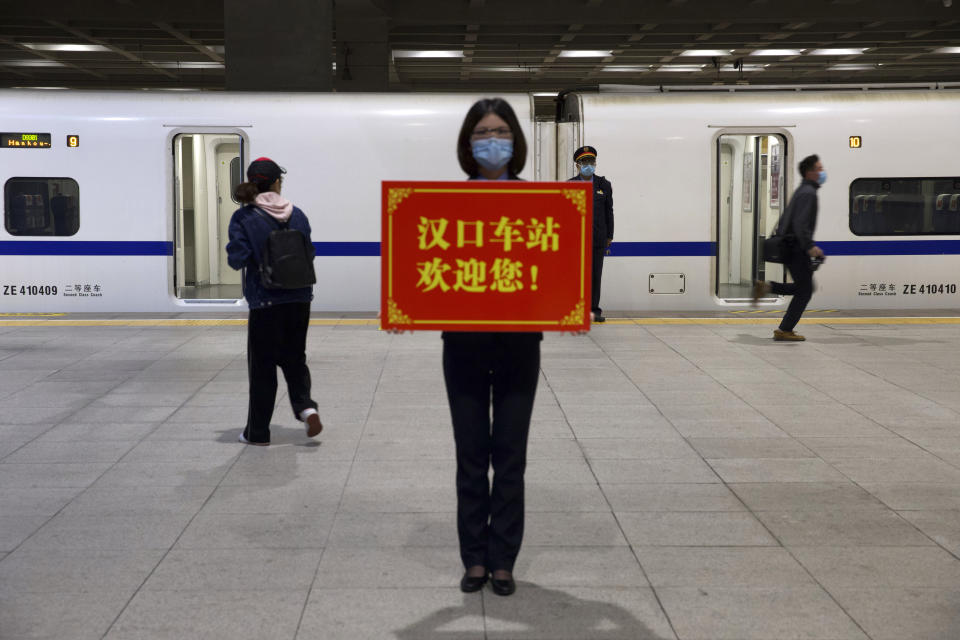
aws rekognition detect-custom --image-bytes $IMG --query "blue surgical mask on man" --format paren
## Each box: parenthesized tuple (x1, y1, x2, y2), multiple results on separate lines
(472, 138, 513, 171)
(579, 164, 596, 178)
(817, 170, 827, 185)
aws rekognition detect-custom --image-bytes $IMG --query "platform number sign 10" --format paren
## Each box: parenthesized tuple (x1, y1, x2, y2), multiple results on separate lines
(849, 136, 862, 149)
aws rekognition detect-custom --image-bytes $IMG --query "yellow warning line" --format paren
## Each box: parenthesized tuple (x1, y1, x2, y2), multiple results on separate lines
(604, 317, 960, 325)
(1, 317, 960, 327)
(0, 318, 379, 327)
(0, 312, 67, 317)
(730, 309, 838, 315)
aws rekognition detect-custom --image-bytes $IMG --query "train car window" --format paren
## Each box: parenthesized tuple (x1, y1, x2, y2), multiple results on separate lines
(229, 157, 242, 204)
(4, 177, 79, 236)
(850, 178, 960, 235)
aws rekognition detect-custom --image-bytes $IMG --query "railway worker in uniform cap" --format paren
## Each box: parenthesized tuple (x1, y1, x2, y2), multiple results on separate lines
(568, 145, 614, 322)
(753, 153, 826, 341)
(226, 157, 323, 444)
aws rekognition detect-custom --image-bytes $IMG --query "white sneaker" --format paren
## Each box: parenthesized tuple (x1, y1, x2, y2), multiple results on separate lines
(238, 432, 269, 446)
(300, 408, 323, 438)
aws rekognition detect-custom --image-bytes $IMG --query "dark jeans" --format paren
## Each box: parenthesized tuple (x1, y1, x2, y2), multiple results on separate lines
(442, 335, 540, 572)
(242, 302, 317, 443)
(770, 248, 814, 332)
(591, 244, 605, 315)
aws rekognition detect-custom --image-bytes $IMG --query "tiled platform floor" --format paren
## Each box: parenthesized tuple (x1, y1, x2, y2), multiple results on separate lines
(1, 319, 959, 639)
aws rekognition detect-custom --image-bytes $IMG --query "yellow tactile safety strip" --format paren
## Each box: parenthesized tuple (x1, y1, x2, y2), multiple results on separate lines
(605, 317, 960, 325)
(729, 309, 838, 314)
(1, 317, 960, 327)
(0, 312, 66, 317)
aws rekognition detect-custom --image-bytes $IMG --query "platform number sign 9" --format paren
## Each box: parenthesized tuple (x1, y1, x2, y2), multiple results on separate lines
(67, 135, 79, 148)
(849, 136, 862, 149)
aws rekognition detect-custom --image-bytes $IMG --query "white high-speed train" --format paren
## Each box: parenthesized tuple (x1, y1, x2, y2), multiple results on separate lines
(1, 86, 958, 313)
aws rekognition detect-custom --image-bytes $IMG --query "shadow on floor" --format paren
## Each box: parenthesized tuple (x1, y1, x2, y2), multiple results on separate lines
(729, 333, 946, 347)
(216, 426, 322, 447)
(394, 584, 672, 640)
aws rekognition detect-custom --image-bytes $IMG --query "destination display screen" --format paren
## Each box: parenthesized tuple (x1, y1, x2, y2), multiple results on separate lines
(1, 132, 52, 148)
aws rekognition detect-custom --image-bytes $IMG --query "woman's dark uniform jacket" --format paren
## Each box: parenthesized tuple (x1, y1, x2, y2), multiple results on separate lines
(568, 174, 614, 247)
(568, 173, 614, 315)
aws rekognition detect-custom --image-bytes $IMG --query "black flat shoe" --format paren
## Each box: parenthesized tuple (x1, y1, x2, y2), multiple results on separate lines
(460, 572, 488, 593)
(490, 575, 516, 596)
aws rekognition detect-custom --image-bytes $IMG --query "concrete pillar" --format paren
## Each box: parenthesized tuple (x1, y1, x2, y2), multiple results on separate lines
(224, 0, 333, 91)
(335, 0, 390, 91)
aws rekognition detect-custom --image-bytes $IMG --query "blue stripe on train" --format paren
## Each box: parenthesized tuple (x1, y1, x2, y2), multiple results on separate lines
(608, 242, 715, 256)
(818, 240, 960, 255)
(0, 241, 173, 256)
(2, 239, 960, 257)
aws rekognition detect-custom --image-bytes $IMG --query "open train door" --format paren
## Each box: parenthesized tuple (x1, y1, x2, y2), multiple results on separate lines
(715, 131, 790, 301)
(172, 131, 245, 302)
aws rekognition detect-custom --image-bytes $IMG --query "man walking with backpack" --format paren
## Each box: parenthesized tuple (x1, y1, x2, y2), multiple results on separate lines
(753, 154, 826, 342)
(227, 157, 322, 444)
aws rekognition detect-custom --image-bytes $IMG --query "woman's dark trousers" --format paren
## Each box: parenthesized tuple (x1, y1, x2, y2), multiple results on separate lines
(242, 302, 317, 443)
(770, 248, 814, 332)
(442, 336, 540, 572)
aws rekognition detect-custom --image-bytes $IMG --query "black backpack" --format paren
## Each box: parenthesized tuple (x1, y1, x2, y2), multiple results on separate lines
(762, 197, 797, 264)
(253, 208, 317, 289)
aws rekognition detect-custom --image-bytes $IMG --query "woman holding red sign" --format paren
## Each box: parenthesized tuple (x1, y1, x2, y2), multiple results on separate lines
(445, 98, 540, 597)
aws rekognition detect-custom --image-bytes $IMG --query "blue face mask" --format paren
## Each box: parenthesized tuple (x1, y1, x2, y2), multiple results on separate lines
(471, 138, 513, 172)
(817, 170, 827, 185)
(579, 164, 596, 178)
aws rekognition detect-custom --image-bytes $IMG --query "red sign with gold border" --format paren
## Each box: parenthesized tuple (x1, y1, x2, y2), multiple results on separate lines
(381, 181, 592, 332)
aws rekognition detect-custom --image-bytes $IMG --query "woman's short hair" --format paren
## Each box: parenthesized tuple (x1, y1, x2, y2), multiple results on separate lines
(457, 98, 527, 178)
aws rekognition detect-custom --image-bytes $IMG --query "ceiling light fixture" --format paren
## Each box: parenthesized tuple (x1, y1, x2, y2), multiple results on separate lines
(722, 64, 767, 71)
(601, 65, 651, 72)
(749, 49, 804, 56)
(657, 64, 705, 72)
(557, 50, 613, 58)
(809, 48, 868, 55)
(828, 63, 876, 70)
(933, 46, 960, 54)
(392, 50, 464, 59)
(680, 49, 733, 57)
(475, 66, 537, 72)
(150, 61, 224, 69)
(21, 43, 112, 53)
(1, 59, 66, 67)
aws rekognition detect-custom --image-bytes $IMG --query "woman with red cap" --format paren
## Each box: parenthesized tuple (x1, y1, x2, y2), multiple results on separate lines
(226, 157, 323, 445)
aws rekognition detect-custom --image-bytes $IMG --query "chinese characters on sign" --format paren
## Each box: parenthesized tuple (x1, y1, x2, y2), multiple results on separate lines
(64, 284, 104, 298)
(381, 181, 592, 332)
(858, 282, 897, 297)
(414, 215, 560, 293)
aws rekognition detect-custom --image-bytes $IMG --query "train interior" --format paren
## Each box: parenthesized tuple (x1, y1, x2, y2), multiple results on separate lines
(849, 177, 960, 235)
(173, 133, 244, 301)
(716, 133, 786, 300)
(3, 177, 79, 237)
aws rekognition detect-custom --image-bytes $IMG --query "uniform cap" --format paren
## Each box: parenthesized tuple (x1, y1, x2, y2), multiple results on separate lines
(247, 157, 286, 185)
(574, 146, 597, 162)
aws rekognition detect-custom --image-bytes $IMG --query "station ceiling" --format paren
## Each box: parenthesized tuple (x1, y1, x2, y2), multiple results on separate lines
(2, 0, 959, 91)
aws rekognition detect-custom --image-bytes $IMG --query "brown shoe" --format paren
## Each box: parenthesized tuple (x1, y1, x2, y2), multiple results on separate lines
(752, 280, 771, 305)
(773, 329, 805, 341)
(302, 409, 323, 438)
